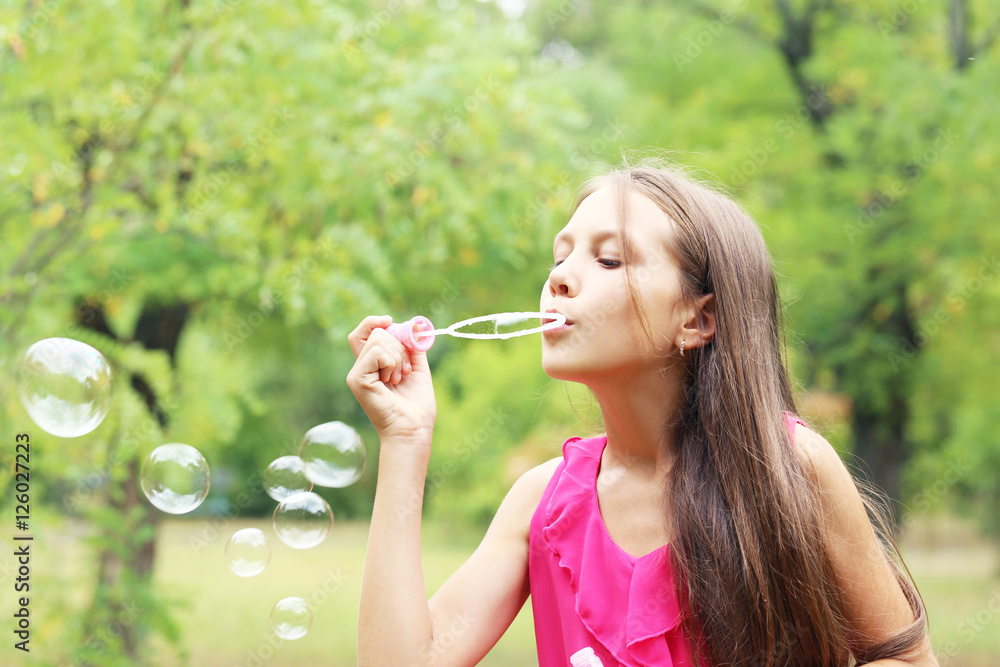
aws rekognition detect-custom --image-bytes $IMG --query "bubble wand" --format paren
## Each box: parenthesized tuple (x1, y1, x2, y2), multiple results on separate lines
(384, 312, 566, 351)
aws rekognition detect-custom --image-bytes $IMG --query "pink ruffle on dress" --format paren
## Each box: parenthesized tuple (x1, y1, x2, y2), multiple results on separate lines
(528, 412, 805, 666)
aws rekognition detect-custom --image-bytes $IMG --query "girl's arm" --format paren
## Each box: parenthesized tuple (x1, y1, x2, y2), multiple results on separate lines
(792, 426, 939, 666)
(359, 446, 558, 666)
(347, 315, 559, 666)
(424, 457, 560, 664)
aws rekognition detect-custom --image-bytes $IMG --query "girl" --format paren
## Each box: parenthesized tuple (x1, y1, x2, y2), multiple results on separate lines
(346, 162, 938, 666)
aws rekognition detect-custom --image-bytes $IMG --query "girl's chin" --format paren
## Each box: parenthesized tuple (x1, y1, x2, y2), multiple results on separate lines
(541, 361, 591, 384)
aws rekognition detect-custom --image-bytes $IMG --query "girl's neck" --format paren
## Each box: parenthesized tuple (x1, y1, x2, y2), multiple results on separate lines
(589, 365, 684, 477)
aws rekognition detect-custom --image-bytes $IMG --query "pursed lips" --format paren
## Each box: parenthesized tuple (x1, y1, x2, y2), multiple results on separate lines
(544, 308, 574, 325)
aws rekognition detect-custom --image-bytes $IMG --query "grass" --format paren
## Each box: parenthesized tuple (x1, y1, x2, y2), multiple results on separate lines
(1, 513, 998, 666)
(898, 516, 1000, 667)
(146, 518, 537, 667)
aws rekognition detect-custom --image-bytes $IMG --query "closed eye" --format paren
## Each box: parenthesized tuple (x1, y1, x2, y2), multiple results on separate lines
(548, 258, 622, 270)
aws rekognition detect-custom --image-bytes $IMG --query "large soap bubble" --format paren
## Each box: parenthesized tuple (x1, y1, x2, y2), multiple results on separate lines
(270, 597, 312, 640)
(225, 528, 271, 577)
(140, 443, 211, 514)
(16, 337, 113, 437)
(299, 421, 366, 488)
(263, 455, 313, 502)
(272, 491, 333, 549)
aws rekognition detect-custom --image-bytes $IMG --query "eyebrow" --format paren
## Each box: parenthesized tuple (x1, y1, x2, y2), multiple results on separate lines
(552, 229, 620, 247)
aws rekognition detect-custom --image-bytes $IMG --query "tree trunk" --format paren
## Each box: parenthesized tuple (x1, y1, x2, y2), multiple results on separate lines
(77, 301, 189, 662)
(850, 388, 910, 531)
(950, 0, 971, 71)
(846, 281, 918, 534)
(773, 0, 834, 128)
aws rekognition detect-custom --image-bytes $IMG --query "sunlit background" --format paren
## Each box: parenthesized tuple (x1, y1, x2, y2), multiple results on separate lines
(1, 0, 999, 665)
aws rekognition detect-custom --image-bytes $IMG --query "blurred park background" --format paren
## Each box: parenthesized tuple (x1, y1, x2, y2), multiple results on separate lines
(1, 0, 999, 664)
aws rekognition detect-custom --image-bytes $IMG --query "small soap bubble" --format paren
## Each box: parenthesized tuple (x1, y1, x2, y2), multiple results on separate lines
(140, 443, 211, 514)
(225, 528, 271, 577)
(16, 337, 113, 438)
(272, 491, 333, 549)
(270, 597, 312, 640)
(299, 422, 366, 488)
(263, 456, 313, 502)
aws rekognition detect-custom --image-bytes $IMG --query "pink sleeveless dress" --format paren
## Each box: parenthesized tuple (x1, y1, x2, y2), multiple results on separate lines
(527, 412, 805, 666)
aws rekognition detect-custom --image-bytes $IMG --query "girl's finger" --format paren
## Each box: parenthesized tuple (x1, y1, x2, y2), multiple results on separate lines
(376, 348, 395, 385)
(406, 343, 430, 376)
(359, 330, 403, 385)
(348, 315, 394, 358)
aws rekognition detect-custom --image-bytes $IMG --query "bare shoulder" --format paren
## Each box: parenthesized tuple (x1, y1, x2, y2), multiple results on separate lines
(487, 456, 562, 540)
(791, 423, 879, 550)
(518, 456, 563, 489)
(791, 424, 853, 490)
(789, 423, 873, 529)
(505, 456, 562, 517)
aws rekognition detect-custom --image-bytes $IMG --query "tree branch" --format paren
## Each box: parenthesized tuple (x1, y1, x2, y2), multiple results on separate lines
(7, 26, 195, 285)
(773, 0, 794, 26)
(805, 0, 835, 26)
(680, 0, 774, 45)
(974, 12, 1000, 55)
(0, 25, 196, 346)
(771, 0, 834, 128)
(949, 0, 971, 71)
(104, 30, 197, 184)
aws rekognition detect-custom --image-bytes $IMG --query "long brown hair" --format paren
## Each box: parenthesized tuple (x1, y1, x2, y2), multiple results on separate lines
(575, 158, 927, 666)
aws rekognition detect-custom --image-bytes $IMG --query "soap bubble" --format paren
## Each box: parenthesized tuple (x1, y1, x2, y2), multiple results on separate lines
(270, 597, 312, 640)
(16, 337, 113, 438)
(225, 528, 271, 577)
(272, 491, 333, 549)
(140, 444, 211, 514)
(447, 312, 566, 339)
(299, 421, 366, 488)
(494, 313, 535, 335)
(263, 456, 313, 502)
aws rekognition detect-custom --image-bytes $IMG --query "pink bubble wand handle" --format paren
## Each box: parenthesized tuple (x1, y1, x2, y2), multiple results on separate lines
(385, 316, 436, 351)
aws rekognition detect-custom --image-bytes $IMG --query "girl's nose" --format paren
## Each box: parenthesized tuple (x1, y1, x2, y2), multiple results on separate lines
(547, 262, 576, 297)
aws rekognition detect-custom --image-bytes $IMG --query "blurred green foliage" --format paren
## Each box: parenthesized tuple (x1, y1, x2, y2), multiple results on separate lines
(1, 0, 998, 663)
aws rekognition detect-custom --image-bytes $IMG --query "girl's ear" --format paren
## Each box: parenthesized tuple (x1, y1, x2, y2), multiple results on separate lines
(682, 293, 715, 349)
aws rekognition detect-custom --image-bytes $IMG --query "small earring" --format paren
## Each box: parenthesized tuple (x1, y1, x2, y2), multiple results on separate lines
(680, 340, 685, 357)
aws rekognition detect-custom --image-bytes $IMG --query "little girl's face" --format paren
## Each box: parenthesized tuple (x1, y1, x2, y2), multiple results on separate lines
(540, 187, 689, 384)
